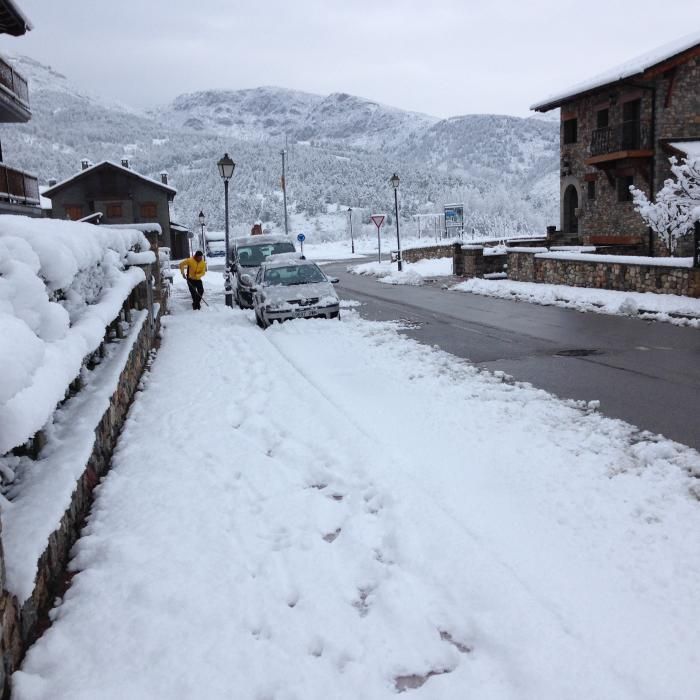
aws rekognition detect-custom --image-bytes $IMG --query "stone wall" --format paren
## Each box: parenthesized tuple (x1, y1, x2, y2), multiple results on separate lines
(453, 245, 507, 278)
(402, 244, 456, 263)
(507, 250, 700, 297)
(0, 271, 161, 696)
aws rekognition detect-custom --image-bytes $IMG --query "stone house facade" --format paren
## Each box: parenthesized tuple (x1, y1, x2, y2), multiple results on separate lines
(532, 34, 700, 256)
(42, 160, 183, 252)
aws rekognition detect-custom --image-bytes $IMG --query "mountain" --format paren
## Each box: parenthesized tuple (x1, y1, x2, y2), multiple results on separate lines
(156, 87, 438, 152)
(0, 55, 559, 239)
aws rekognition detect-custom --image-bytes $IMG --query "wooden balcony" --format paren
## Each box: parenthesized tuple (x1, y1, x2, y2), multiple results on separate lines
(0, 54, 30, 122)
(586, 120, 653, 165)
(0, 163, 40, 205)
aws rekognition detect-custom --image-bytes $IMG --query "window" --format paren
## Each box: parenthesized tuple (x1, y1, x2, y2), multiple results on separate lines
(235, 241, 296, 267)
(596, 109, 609, 129)
(617, 175, 634, 202)
(563, 118, 578, 144)
(106, 203, 123, 218)
(64, 204, 83, 220)
(139, 202, 157, 219)
(587, 181, 596, 200)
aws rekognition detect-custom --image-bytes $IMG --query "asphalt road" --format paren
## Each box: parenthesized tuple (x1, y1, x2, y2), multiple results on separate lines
(325, 260, 700, 451)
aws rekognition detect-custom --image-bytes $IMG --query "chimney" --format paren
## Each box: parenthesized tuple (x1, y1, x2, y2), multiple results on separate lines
(121, 158, 130, 169)
(48, 178, 57, 187)
(81, 159, 90, 170)
(160, 171, 168, 185)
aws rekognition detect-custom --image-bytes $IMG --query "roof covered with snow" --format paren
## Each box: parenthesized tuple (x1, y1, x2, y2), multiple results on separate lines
(531, 31, 700, 112)
(42, 160, 177, 199)
(0, 0, 33, 35)
(668, 141, 700, 159)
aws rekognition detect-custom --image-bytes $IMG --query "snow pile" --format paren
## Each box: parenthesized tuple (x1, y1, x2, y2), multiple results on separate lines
(453, 277, 700, 326)
(536, 251, 695, 267)
(350, 257, 453, 285)
(12, 274, 700, 699)
(0, 217, 150, 454)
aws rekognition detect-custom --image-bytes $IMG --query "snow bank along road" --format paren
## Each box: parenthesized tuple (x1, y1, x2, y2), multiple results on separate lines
(14, 274, 700, 699)
(326, 262, 700, 451)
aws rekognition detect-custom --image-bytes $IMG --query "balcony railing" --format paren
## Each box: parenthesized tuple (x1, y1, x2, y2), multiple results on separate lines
(0, 55, 30, 107)
(590, 120, 651, 157)
(0, 164, 40, 205)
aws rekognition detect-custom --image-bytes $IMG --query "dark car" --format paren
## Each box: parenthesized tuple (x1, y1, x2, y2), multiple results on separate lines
(232, 234, 296, 308)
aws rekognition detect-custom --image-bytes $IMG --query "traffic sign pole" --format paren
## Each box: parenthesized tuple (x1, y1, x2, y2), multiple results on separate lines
(370, 215, 385, 264)
(297, 232, 305, 258)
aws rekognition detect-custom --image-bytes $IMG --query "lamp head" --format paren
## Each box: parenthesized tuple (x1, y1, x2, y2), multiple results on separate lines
(217, 153, 236, 180)
(390, 173, 400, 189)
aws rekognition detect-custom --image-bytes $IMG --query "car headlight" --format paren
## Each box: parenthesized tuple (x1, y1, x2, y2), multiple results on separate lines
(265, 301, 288, 312)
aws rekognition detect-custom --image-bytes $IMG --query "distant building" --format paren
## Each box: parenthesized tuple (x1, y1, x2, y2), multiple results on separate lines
(42, 160, 189, 253)
(532, 33, 700, 255)
(0, 0, 40, 217)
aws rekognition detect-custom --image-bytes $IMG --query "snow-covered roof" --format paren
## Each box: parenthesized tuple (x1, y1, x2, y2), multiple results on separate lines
(668, 141, 700, 159)
(42, 160, 177, 199)
(531, 31, 700, 112)
(0, 0, 33, 35)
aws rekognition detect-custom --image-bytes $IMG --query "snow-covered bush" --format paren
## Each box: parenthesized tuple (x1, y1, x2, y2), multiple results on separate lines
(0, 217, 151, 454)
(631, 156, 700, 254)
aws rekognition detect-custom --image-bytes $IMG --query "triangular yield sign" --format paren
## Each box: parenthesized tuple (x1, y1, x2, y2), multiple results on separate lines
(370, 214, 385, 228)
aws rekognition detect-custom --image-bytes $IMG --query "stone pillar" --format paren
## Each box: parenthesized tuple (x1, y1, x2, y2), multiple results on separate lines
(452, 242, 463, 276)
(460, 246, 485, 278)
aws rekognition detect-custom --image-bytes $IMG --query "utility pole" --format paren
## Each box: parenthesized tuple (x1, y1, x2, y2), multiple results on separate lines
(281, 149, 289, 236)
(348, 207, 355, 254)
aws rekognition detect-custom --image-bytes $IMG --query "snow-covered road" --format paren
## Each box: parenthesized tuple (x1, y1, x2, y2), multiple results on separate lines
(13, 274, 700, 700)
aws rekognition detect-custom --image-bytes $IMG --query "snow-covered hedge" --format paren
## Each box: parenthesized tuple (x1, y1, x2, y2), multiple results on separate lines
(0, 217, 151, 454)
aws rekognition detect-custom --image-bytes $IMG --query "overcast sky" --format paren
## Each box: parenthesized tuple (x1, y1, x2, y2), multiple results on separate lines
(2, 0, 700, 118)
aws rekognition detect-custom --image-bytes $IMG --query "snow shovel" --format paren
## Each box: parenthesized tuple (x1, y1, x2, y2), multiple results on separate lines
(185, 276, 209, 307)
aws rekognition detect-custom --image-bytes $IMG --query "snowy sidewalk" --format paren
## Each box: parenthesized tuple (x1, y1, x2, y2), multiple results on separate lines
(13, 274, 700, 700)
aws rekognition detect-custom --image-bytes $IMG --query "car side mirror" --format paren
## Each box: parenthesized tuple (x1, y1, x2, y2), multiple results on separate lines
(328, 276, 339, 284)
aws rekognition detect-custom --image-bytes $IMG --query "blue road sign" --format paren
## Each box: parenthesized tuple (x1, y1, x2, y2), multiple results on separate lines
(297, 233, 306, 243)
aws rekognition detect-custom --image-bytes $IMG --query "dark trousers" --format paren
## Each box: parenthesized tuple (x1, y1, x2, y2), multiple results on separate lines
(187, 278, 204, 310)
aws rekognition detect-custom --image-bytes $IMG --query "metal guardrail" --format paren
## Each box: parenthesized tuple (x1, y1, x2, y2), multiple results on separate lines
(590, 120, 651, 156)
(0, 164, 40, 204)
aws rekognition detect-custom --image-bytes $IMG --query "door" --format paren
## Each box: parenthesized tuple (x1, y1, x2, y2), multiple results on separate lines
(563, 185, 579, 234)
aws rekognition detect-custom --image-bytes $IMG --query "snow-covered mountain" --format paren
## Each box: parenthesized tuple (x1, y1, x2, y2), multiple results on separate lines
(157, 87, 439, 152)
(0, 54, 559, 238)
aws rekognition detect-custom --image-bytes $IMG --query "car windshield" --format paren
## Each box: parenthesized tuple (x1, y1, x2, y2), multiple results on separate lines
(236, 241, 295, 267)
(263, 264, 326, 286)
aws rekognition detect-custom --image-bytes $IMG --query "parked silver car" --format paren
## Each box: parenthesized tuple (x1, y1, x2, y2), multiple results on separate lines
(247, 259, 340, 328)
(232, 235, 297, 308)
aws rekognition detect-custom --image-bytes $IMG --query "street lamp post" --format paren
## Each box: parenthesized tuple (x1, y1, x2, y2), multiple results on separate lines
(217, 153, 236, 307)
(348, 207, 355, 254)
(281, 150, 289, 236)
(198, 210, 205, 257)
(390, 173, 402, 271)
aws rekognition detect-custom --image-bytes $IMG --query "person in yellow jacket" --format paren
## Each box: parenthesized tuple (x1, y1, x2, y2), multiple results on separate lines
(179, 250, 207, 310)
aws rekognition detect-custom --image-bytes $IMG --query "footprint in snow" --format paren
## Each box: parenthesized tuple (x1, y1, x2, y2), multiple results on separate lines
(323, 528, 341, 543)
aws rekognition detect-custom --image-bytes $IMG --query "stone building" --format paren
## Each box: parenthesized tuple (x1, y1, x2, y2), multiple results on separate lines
(532, 33, 700, 255)
(42, 159, 189, 254)
(0, 0, 40, 217)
